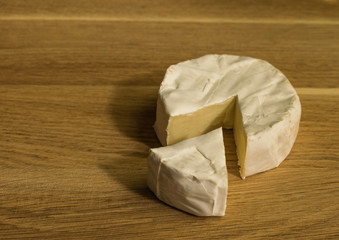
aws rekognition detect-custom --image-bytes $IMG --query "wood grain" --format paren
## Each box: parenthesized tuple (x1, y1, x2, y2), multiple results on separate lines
(1, 21, 338, 87)
(0, 86, 338, 239)
(1, 0, 339, 23)
(0, 1, 338, 239)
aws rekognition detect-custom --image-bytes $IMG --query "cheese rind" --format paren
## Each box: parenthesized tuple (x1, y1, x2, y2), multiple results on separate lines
(154, 54, 301, 178)
(147, 128, 227, 216)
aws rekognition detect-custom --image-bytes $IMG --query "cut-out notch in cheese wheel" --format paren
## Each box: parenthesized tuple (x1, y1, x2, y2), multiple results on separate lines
(154, 54, 301, 179)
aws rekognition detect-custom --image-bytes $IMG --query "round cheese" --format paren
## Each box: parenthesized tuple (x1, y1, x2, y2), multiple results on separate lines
(154, 54, 301, 178)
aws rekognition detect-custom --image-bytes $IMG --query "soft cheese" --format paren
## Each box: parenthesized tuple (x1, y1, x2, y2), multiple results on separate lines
(147, 128, 228, 216)
(154, 54, 301, 179)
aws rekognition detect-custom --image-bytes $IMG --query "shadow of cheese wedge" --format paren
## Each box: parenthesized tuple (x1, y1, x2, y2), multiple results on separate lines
(154, 54, 301, 179)
(148, 128, 227, 216)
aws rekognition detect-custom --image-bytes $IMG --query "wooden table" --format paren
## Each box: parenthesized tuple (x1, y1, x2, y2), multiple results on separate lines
(1, 1, 338, 239)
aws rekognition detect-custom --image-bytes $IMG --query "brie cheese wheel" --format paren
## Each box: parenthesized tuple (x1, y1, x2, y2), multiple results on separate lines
(147, 128, 227, 216)
(154, 54, 301, 179)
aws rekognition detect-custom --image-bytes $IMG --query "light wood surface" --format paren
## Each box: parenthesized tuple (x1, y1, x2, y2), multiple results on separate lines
(0, 1, 338, 239)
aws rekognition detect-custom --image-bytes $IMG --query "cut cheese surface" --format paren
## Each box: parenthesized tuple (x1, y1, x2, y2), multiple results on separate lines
(147, 128, 227, 216)
(154, 54, 301, 179)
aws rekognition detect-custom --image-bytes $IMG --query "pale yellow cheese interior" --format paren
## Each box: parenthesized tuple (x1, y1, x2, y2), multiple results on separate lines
(163, 96, 247, 177)
(233, 98, 247, 179)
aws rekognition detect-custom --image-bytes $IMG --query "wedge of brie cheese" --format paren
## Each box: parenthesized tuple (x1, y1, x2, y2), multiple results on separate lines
(147, 128, 227, 216)
(154, 54, 301, 179)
